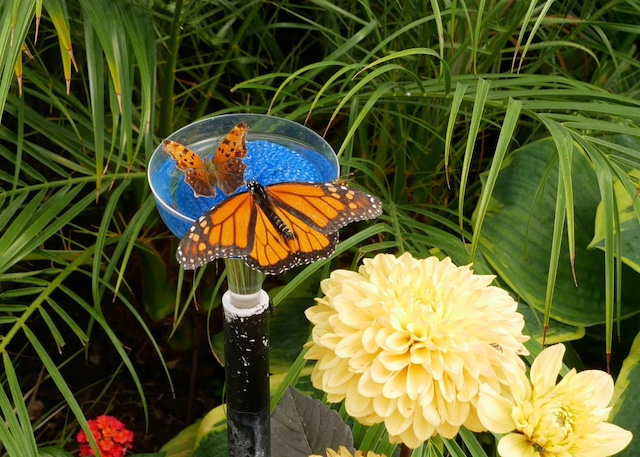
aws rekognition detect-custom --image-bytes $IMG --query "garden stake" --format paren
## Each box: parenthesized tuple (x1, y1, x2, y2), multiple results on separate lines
(148, 114, 340, 456)
(223, 259, 270, 457)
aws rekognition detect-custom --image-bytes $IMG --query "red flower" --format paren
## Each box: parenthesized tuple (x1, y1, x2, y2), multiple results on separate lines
(76, 415, 134, 457)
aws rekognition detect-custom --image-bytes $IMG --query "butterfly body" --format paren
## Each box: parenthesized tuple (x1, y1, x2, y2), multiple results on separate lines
(177, 181, 382, 274)
(163, 122, 249, 197)
(248, 181, 296, 241)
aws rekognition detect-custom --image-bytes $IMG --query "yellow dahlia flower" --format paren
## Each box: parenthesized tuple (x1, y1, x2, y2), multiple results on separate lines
(309, 446, 386, 457)
(305, 253, 529, 448)
(477, 343, 632, 457)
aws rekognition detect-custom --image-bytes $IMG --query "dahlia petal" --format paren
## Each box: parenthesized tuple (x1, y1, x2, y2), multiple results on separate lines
(396, 393, 418, 418)
(384, 410, 412, 435)
(316, 352, 342, 371)
(427, 351, 444, 380)
(420, 394, 442, 427)
(324, 371, 351, 392)
(405, 363, 428, 400)
(345, 383, 374, 417)
(378, 351, 410, 372)
(382, 368, 408, 399)
(411, 410, 436, 442)
(435, 421, 460, 439)
(335, 331, 366, 358)
(338, 316, 370, 335)
(350, 349, 377, 372)
(572, 370, 614, 409)
(361, 326, 380, 353)
(372, 394, 395, 418)
(393, 428, 424, 450)
(437, 374, 457, 402)
(304, 344, 329, 362)
(305, 303, 332, 323)
(369, 358, 393, 383)
(588, 422, 633, 456)
(462, 405, 486, 433)
(384, 330, 412, 352)
(497, 433, 537, 457)
(318, 331, 341, 351)
(443, 397, 469, 427)
(530, 344, 565, 395)
(477, 384, 517, 434)
(409, 343, 429, 365)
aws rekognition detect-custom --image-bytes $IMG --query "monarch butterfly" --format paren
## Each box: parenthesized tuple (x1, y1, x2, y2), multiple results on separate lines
(177, 180, 383, 274)
(162, 122, 249, 197)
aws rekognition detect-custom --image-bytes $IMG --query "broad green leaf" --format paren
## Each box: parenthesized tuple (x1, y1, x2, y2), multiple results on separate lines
(590, 169, 640, 273)
(609, 330, 640, 457)
(475, 138, 639, 326)
(193, 405, 228, 457)
(160, 420, 201, 457)
(518, 303, 584, 345)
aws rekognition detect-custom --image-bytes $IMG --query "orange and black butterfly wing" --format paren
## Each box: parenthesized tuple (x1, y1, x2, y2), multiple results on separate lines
(176, 191, 257, 269)
(211, 122, 249, 195)
(176, 180, 383, 274)
(242, 181, 382, 274)
(264, 182, 383, 234)
(163, 139, 206, 172)
(163, 139, 218, 197)
(243, 201, 339, 275)
(163, 122, 249, 198)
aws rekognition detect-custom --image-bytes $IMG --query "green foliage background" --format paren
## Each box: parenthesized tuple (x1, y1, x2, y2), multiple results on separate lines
(1, 0, 639, 456)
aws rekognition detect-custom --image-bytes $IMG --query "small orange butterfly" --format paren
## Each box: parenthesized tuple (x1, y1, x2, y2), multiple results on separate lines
(162, 122, 249, 198)
(177, 180, 383, 274)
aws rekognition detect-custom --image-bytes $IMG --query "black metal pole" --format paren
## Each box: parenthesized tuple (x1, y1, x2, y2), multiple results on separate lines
(223, 290, 271, 457)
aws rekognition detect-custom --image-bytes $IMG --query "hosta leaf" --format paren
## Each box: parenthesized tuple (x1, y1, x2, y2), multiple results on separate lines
(609, 331, 640, 457)
(590, 169, 640, 273)
(475, 138, 639, 326)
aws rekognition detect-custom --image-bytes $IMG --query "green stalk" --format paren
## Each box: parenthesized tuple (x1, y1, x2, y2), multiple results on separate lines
(158, 0, 184, 137)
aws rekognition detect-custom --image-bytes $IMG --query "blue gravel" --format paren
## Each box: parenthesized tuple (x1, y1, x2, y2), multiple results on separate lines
(152, 140, 336, 238)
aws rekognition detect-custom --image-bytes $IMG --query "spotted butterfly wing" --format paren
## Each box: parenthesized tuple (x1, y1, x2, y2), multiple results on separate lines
(176, 181, 383, 274)
(211, 122, 249, 194)
(182, 166, 217, 197)
(162, 122, 249, 198)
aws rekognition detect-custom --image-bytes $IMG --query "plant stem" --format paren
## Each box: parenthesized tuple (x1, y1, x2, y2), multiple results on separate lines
(158, 0, 184, 137)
